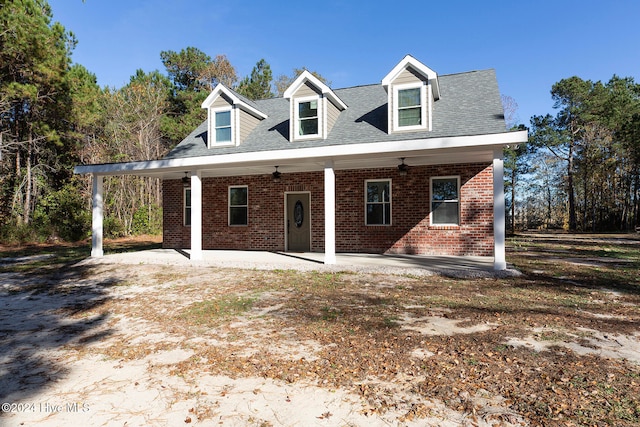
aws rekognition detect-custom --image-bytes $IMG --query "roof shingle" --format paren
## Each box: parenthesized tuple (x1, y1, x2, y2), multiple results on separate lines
(165, 69, 506, 160)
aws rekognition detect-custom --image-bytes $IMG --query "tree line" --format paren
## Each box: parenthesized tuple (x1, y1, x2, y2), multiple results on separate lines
(506, 77, 640, 233)
(1, 0, 638, 244)
(0, 0, 327, 242)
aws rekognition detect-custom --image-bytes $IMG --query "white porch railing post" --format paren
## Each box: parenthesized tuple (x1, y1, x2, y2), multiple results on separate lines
(493, 148, 507, 270)
(190, 171, 203, 261)
(324, 160, 336, 264)
(91, 174, 104, 257)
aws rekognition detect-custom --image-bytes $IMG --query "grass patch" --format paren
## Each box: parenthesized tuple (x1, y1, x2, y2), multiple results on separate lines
(0, 246, 88, 273)
(0, 236, 162, 274)
(179, 295, 257, 326)
(320, 306, 341, 321)
(508, 233, 640, 295)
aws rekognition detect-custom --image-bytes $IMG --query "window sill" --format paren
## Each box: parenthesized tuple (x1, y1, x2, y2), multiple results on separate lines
(392, 125, 428, 132)
(428, 224, 460, 230)
(294, 134, 322, 141)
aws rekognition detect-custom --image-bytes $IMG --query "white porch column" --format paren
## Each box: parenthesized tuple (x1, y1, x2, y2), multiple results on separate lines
(493, 148, 507, 270)
(190, 171, 203, 261)
(91, 174, 104, 257)
(324, 160, 336, 264)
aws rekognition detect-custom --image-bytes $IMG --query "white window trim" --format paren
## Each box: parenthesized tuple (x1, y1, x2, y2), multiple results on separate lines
(430, 176, 460, 226)
(392, 82, 428, 132)
(293, 95, 323, 140)
(228, 185, 248, 226)
(184, 187, 191, 227)
(209, 106, 235, 147)
(364, 179, 392, 226)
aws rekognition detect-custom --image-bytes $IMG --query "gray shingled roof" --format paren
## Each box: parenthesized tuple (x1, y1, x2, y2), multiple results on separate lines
(164, 69, 507, 160)
(225, 85, 262, 112)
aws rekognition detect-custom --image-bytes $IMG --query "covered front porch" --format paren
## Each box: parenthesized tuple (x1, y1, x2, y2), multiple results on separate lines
(74, 131, 529, 271)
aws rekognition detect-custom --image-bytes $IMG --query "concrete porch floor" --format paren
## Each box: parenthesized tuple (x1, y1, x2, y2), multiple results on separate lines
(86, 249, 515, 277)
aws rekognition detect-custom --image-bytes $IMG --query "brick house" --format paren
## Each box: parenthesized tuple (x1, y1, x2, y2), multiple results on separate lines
(75, 55, 527, 270)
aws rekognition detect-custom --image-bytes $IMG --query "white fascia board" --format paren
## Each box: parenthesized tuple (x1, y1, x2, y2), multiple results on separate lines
(283, 70, 347, 110)
(283, 70, 319, 98)
(235, 98, 268, 119)
(326, 91, 348, 110)
(382, 54, 438, 87)
(201, 84, 267, 119)
(74, 130, 527, 176)
(430, 77, 441, 100)
(236, 100, 267, 119)
(201, 84, 226, 108)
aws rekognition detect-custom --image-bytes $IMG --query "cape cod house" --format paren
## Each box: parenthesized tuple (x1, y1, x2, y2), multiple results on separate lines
(75, 55, 527, 270)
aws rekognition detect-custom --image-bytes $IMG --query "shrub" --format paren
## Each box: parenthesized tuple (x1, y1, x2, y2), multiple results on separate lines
(104, 215, 126, 239)
(0, 219, 40, 244)
(132, 204, 162, 235)
(35, 182, 91, 241)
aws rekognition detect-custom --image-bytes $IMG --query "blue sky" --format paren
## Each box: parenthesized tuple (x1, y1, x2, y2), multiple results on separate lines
(49, 0, 640, 126)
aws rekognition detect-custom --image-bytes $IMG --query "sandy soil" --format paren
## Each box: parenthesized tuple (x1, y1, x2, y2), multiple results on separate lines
(0, 264, 510, 427)
(1, 242, 639, 426)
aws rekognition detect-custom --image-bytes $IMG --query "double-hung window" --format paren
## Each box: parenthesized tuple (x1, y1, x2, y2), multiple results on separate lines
(393, 83, 427, 131)
(229, 186, 248, 226)
(214, 110, 232, 144)
(398, 88, 421, 126)
(184, 188, 191, 226)
(365, 180, 391, 225)
(295, 97, 320, 138)
(431, 177, 460, 225)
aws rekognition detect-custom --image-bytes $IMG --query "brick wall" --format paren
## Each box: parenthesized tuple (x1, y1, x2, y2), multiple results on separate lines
(163, 162, 494, 256)
(162, 179, 186, 248)
(164, 172, 325, 251)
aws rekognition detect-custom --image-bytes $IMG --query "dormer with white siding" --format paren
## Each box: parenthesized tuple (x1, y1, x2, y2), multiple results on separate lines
(283, 70, 347, 142)
(201, 84, 267, 148)
(382, 55, 440, 134)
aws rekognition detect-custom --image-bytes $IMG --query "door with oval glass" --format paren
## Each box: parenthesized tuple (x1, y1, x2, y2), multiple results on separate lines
(286, 193, 310, 252)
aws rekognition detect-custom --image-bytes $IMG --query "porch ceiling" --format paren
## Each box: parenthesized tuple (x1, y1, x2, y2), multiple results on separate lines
(163, 145, 498, 180)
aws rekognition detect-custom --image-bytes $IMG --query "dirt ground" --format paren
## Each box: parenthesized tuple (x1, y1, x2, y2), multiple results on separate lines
(0, 233, 639, 426)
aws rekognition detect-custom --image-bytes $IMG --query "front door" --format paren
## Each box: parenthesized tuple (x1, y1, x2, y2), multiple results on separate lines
(286, 193, 310, 252)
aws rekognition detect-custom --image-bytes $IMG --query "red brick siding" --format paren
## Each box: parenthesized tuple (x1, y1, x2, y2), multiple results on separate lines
(164, 172, 325, 251)
(162, 180, 186, 248)
(163, 163, 494, 256)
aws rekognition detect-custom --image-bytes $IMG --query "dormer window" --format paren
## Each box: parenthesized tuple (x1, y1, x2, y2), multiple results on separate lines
(283, 71, 347, 142)
(296, 97, 320, 137)
(397, 86, 423, 127)
(393, 83, 427, 131)
(214, 109, 232, 144)
(201, 84, 267, 148)
(382, 55, 440, 134)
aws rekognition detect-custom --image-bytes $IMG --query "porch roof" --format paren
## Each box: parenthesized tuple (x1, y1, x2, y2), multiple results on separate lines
(74, 130, 527, 180)
(74, 67, 529, 180)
